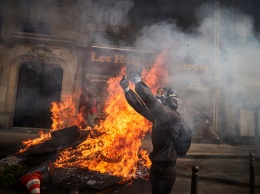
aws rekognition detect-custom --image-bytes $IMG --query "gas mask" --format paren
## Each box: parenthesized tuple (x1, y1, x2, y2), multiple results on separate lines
(156, 87, 179, 110)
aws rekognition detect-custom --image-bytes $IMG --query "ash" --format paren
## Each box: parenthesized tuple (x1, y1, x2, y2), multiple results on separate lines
(0, 156, 22, 166)
(52, 167, 122, 190)
(135, 165, 150, 180)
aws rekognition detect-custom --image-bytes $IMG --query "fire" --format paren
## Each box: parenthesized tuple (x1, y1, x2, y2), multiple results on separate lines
(50, 92, 86, 131)
(18, 131, 51, 153)
(18, 92, 86, 154)
(54, 75, 151, 178)
(142, 51, 170, 93)
(19, 52, 170, 180)
(54, 52, 169, 179)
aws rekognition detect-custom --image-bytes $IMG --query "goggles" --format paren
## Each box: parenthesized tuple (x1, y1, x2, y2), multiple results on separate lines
(156, 88, 167, 97)
(168, 93, 179, 99)
(156, 88, 179, 99)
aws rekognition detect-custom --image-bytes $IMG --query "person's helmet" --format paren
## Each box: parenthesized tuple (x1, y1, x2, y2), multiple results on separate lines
(156, 87, 179, 110)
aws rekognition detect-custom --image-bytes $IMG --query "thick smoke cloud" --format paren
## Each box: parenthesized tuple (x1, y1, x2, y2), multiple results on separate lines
(7, 0, 258, 136)
(88, 0, 259, 138)
(74, 0, 134, 33)
(27, 0, 259, 112)
(92, 0, 134, 27)
(133, 1, 260, 108)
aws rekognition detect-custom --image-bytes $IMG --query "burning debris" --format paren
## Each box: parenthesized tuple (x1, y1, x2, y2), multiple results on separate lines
(18, 126, 90, 155)
(16, 55, 168, 190)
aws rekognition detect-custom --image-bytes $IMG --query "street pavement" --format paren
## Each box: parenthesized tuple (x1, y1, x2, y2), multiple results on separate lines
(0, 129, 259, 194)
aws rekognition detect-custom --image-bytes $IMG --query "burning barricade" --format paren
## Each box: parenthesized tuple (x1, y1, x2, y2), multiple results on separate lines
(15, 58, 168, 192)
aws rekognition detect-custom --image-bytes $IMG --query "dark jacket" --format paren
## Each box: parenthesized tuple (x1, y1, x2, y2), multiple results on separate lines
(125, 81, 182, 164)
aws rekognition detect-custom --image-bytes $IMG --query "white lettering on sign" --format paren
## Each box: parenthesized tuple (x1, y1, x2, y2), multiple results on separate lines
(114, 55, 125, 64)
(91, 52, 112, 63)
(188, 85, 210, 91)
(178, 64, 208, 72)
(90, 52, 150, 65)
(90, 78, 107, 83)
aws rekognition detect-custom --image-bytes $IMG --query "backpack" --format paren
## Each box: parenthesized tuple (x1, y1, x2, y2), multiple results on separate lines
(175, 121, 192, 157)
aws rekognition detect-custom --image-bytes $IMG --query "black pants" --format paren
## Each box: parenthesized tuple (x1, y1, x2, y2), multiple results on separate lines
(149, 163, 176, 194)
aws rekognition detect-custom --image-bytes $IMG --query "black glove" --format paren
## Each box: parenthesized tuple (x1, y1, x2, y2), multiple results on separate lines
(120, 75, 129, 92)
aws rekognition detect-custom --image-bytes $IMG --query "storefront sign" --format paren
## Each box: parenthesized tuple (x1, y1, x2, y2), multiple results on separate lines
(178, 63, 208, 72)
(90, 51, 149, 65)
(85, 47, 157, 76)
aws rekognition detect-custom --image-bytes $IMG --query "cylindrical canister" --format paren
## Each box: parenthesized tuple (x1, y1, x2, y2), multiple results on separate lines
(27, 160, 54, 183)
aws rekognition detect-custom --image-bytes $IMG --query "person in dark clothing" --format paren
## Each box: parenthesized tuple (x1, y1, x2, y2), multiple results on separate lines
(79, 88, 88, 129)
(85, 92, 98, 128)
(119, 73, 182, 194)
(199, 111, 220, 144)
(79, 89, 98, 128)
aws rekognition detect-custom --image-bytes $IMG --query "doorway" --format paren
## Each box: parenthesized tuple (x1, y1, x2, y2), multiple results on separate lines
(13, 62, 63, 128)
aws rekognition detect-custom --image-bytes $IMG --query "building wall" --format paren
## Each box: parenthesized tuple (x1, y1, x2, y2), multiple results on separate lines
(0, 42, 81, 129)
(0, 1, 89, 129)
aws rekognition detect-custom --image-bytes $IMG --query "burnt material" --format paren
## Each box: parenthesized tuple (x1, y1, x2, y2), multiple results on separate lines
(21, 126, 89, 155)
(52, 167, 122, 191)
(51, 126, 80, 143)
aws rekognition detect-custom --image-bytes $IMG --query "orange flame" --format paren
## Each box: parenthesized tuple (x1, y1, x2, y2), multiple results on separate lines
(54, 52, 169, 179)
(18, 92, 87, 154)
(18, 131, 51, 153)
(54, 74, 151, 178)
(19, 52, 170, 180)
(50, 92, 86, 131)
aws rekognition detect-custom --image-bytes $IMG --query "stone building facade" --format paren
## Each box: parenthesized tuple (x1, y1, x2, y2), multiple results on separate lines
(0, 1, 92, 130)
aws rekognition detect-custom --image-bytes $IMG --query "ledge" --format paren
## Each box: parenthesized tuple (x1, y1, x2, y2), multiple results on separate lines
(6, 32, 75, 45)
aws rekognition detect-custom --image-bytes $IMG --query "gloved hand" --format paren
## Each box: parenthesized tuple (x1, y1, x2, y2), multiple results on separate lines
(129, 72, 141, 84)
(119, 75, 129, 92)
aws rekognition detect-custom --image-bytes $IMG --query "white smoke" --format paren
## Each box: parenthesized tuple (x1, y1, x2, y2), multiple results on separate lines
(134, 2, 260, 95)
(129, 2, 260, 140)
(75, 0, 259, 139)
